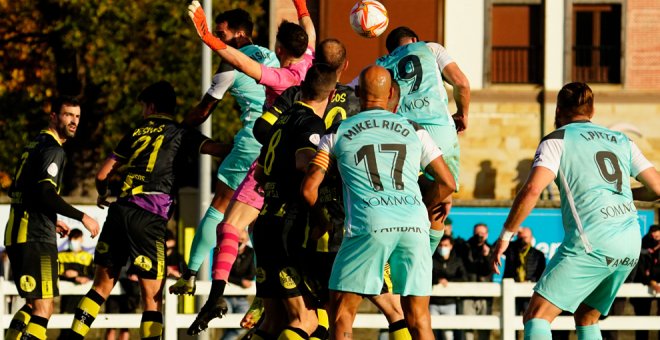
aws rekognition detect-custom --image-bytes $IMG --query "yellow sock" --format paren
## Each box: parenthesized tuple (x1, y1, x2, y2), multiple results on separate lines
(389, 319, 412, 340)
(6, 305, 32, 340)
(140, 311, 163, 339)
(24, 315, 48, 340)
(71, 289, 105, 338)
(310, 308, 329, 340)
(278, 326, 309, 340)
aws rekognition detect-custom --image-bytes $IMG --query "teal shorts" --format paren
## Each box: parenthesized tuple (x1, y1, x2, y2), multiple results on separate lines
(534, 235, 641, 315)
(329, 229, 432, 296)
(217, 127, 261, 190)
(419, 124, 460, 190)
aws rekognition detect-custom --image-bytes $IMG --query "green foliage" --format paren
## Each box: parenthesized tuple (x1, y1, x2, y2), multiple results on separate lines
(0, 0, 267, 195)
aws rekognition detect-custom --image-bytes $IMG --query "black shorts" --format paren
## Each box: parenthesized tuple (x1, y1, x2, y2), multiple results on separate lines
(299, 249, 336, 306)
(7, 242, 59, 299)
(94, 202, 167, 280)
(253, 200, 311, 300)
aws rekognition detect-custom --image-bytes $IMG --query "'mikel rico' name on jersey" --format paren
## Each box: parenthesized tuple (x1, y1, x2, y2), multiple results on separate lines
(342, 119, 411, 140)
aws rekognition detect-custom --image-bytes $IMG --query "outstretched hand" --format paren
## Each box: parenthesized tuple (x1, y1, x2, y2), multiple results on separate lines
(187, 1, 227, 51)
(490, 239, 509, 275)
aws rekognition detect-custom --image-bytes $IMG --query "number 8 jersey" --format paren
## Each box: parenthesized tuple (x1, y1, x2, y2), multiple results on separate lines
(376, 41, 452, 127)
(315, 109, 443, 237)
(533, 120, 653, 254)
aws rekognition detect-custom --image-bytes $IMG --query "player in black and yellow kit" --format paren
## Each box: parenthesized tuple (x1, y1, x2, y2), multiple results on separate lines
(4, 96, 100, 340)
(67, 81, 229, 340)
(245, 64, 337, 340)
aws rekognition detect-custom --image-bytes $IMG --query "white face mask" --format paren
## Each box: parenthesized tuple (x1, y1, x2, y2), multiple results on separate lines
(70, 240, 83, 252)
(440, 247, 451, 257)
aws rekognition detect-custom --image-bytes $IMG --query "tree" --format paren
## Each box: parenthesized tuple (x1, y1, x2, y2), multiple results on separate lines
(0, 0, 268, 196)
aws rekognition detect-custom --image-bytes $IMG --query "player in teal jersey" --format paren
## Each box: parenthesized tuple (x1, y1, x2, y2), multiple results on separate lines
(376, 26, 470, 186)
(170, 8, 278, 295)
(491, 82, 660, 340)
(302, 65, 456, 340)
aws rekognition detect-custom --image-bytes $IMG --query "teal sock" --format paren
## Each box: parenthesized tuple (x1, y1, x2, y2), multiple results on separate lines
(429, 228, 443, 252)
(188, 206, 224, 271)
(576, 324, 602, 340)
(524, 318, 552, 340)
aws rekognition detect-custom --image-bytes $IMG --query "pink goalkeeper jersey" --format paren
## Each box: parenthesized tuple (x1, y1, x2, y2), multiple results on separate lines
(259, 46, 315, 107)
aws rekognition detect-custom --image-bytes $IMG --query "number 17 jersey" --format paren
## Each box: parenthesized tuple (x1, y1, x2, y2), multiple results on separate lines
(533, 121, 653, 254)
(316, 109, 442, 237)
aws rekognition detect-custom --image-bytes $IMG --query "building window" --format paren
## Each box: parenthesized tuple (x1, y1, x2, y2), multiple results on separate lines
(572, 4, 621, 83)
(491, 4, 543, 84)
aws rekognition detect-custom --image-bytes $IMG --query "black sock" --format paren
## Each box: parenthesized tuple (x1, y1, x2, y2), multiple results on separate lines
(208, 279, 227, 302)
(183, 268, 198, 280)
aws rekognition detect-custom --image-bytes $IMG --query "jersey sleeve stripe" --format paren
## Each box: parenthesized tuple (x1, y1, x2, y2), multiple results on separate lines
(310, 150, 331, 171)
(38, 178, 57, 187)
(112, 151, 128, 160)
(261, 111, 279, 125)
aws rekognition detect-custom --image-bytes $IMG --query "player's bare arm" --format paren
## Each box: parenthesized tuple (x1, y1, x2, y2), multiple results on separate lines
(199, 140, 233, 159)
(184, 94, 221, 127)
(96, 157, 120, 209)
(633, 167, 660, 201)
(188, 1, 263, 81)
(442, 63, 470, 132)
(423, 156, 456, 207)
(491, 166, 555, 274)
(301, 163, 327, 207)
(293, 0, 316, 47)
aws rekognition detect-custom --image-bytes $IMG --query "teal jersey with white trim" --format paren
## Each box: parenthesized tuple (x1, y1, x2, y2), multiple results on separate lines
(376, 42, 452, 126)
(327, 110, 435, 236)
(533, 121, 650, 254)
(231, 45, 279, 128)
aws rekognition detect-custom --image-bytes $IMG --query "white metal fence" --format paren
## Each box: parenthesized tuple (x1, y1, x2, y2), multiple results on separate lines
(0, 278, 658, 340)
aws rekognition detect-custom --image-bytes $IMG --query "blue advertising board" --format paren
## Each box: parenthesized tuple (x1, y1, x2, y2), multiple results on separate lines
(447, 206, 656, 282)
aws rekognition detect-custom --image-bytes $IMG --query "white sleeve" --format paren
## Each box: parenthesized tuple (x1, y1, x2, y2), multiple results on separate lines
(347, 76, 359, 89)
(317, 133, 337, 154)
(630, 140, 653, 177)
(417, 128, 443, 168)
(206, 71, 235, 100)
(532, 138, 564, 176)
(426, 42, 454, 71)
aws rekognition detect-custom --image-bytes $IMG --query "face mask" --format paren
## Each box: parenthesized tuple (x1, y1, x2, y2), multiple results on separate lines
(440, 247, 451, 257)
(70, 240, 82, 252)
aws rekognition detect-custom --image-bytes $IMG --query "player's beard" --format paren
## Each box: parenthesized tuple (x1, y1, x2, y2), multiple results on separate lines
(57, 119, 77, 139)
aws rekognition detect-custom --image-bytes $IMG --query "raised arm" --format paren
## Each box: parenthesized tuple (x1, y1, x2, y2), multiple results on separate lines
(292, 0, 316, 47)
(442, 63, 470, 132)
(188, 1, 263, 81)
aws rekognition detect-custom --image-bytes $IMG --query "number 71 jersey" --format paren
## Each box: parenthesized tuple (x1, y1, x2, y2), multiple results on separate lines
(376, 41, 452, 126)
(317, 109, 443, 237)
(533, 121, 653, 253)
(112, 115, 211, 198)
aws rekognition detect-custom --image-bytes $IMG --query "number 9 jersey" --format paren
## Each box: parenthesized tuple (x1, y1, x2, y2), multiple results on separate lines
(532, 120, 653, 254)
(376, 41, 452, 127)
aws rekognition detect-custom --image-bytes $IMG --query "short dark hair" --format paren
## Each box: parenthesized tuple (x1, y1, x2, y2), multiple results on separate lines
(385, 26, 419, 53)
(300, 63, 337, 101)
(315, 38, 347, 72)
(52, 95, 80, 114)
(69, 228, 83, 239)
(138, 81, 176, 114)
(440, 235, 454, 245)
(215, 8, 254, 35)
(556, 82, 594, 123)
(276, 21, 308, 58)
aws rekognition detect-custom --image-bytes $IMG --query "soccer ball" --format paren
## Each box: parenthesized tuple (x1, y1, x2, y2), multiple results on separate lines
(349, 0, 389, 38)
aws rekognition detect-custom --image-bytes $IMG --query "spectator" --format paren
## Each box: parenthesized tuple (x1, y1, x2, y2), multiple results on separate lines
(57, 229, 94, 312)
(431, 235, 467, 340)
(460, 223, 493, 340)
(443, 217, 468, 259)
(222, 228, 256, 340)
(165, 229, 185, 278)
(630, 224, 660, 340)
(502, 227, 546, 322)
